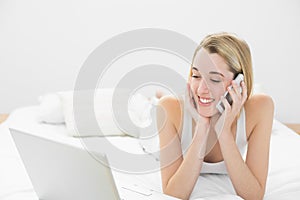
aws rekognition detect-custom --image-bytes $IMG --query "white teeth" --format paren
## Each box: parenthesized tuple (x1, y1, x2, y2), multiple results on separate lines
(199, 97, 214, 104)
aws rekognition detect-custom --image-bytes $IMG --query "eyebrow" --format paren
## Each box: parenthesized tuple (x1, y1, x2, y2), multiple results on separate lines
(192, 67, 224, 77)
(209, 71, 224, 77)
(192, 67, 198, 71)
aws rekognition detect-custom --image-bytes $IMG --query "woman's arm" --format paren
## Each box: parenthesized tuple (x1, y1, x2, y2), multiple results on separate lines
(156, 96, 209, 200)
(219, 94, 274, 200)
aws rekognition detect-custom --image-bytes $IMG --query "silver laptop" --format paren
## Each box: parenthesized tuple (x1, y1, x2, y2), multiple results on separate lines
(10, 128, 178, 200)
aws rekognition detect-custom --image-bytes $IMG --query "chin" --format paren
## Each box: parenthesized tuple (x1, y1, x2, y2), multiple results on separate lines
(197, 103, 220, 117)
(198, 108, 216, 118)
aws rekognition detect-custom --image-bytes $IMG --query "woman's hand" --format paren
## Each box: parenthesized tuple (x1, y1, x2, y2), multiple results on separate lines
(215, 80, 247, 136)
(185, 83, 210, 127)
(185, 83, 211, 159)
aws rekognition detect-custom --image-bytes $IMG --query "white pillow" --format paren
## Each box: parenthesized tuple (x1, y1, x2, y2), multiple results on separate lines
(135, 96, 161, 156)
(59, 89, 141, 138)
(128, 93, 153, 128)
(36, 93, 64, 124)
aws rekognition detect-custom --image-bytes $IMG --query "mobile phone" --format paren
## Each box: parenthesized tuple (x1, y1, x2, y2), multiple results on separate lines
(216, 73, 244, 113)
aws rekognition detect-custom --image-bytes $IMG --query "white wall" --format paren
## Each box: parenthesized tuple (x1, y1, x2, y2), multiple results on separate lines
(1, 0, 300, 123)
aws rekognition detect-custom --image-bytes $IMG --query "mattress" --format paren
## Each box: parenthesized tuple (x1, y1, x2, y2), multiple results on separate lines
(0, 106, 300, 199)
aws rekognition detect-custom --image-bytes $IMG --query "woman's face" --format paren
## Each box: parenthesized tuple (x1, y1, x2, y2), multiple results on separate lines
(189, 48, 234, 117)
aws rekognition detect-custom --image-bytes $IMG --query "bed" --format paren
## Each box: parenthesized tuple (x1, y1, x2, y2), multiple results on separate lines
(1, 102, 300, 199)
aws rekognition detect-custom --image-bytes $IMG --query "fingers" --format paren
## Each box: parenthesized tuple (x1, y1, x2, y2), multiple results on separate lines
(231, 80, 242, 100)
(221, 95, 231, 112)
(241, 81, 247, 103)
(186, 83, 196, 109)
(185, 83, 201, 122)
(185, 83, 210, 125)
(224, 80, 247, 113)
(216, 79, 248, 135)
(227, 84, 239, 111)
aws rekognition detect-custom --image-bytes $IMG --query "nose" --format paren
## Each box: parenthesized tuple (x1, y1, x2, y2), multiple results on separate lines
(197, 78, 209, 94)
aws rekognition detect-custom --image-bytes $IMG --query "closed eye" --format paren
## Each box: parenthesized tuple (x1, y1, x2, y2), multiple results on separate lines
(192, 75, 202, 79)
(191, 67, 202, 79)
(210, 79, 221, 83)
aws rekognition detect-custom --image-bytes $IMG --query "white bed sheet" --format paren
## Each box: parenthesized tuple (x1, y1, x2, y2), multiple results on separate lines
(1, 106, 300, 200)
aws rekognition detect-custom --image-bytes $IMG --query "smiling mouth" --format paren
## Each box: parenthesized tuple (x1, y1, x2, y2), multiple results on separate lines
(198, 97, 215, 104)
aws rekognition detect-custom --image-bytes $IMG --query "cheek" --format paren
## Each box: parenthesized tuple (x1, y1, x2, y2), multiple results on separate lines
(189, 80, 199, 93)
(213, 80, 232, 97)
(212, 86, 226, 100)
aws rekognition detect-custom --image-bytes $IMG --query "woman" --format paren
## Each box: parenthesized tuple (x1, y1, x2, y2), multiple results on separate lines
(156, 32, 274, 200)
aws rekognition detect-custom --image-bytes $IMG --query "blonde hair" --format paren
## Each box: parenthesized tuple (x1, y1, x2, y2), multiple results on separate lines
(190, 32, 253, 99)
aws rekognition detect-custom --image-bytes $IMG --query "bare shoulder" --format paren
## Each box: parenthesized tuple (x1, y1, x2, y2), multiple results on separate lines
(157, 95, 183, 133)
(244, 94, 274, 114)
(244, 94, 274, 139)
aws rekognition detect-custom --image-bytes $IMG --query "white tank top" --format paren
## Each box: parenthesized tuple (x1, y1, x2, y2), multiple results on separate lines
(180, 101, 248, 174)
